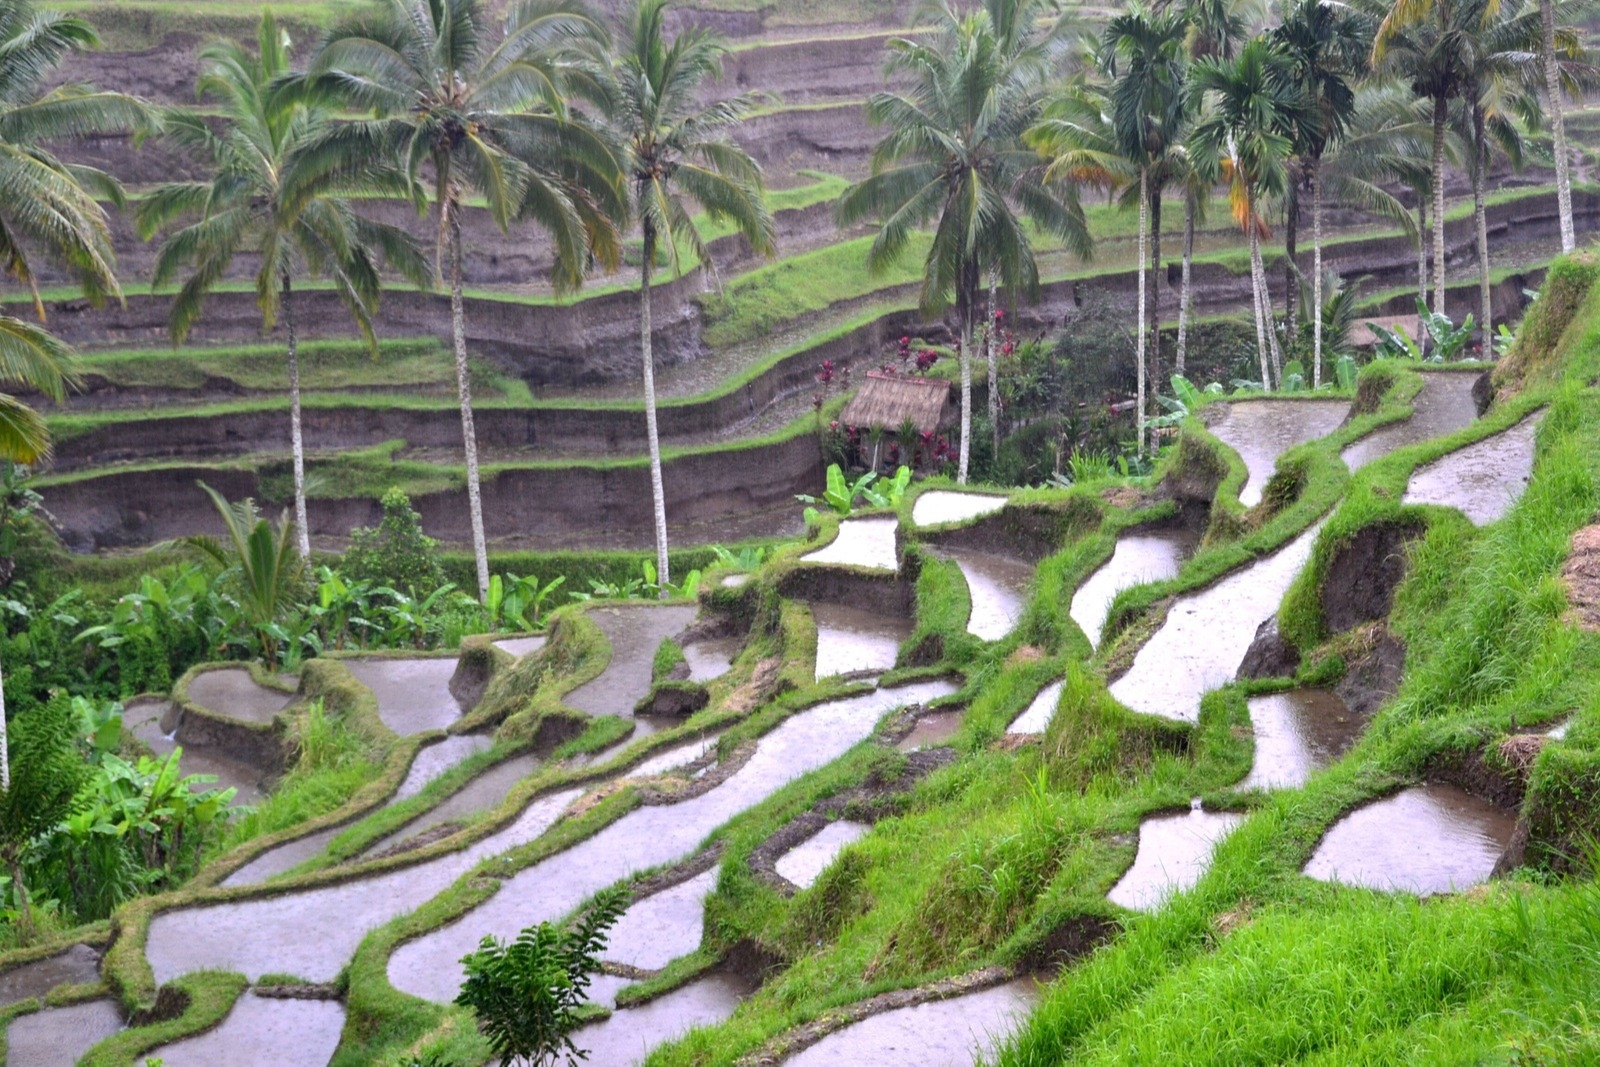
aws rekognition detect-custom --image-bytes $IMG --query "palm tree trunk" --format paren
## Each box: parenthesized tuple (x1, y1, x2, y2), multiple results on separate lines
(1543, 0, 1575, 253)
(640, 223, 671, 592)
(1311, 159, 1323, 388)
(1149, 183, 1163, 411)
(1474, 104, 1492, 353)
(1284, 178, 1298, 339)
(1416, 197, 1429, 356)
(1430, 92, 1448, 318)
(958, 305, 973, 484)
(1247, 193, 1271, 392)
(449, 204, 490, 604)
(283, 274, 310, 560)
(986, 274, 999, 458)
(1136, 168, 1148, 454)
(1252, 228, 1283, 386)
(1177, 193, 1194, 376)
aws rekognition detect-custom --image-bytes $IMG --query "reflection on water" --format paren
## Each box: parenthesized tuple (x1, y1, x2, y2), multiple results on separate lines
(1107, 808, 1245, 911)
(1069, 530, 1197, 649)
(1242, 690, 1364, 790)
(1303, 783, 1516, 895)
(1207, 399, 1348, 507)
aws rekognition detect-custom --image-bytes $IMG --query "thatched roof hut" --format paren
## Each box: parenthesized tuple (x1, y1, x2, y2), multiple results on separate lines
(839, 372, 956, 435)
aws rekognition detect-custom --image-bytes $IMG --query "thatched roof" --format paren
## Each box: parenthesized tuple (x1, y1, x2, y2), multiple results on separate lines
(839, 372, 955, 434)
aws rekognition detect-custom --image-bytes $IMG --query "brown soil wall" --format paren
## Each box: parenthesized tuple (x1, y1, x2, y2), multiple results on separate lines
(42, 427, 823, 551)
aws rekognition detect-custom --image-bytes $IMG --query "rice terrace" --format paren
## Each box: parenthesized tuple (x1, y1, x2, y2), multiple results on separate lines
(5, 0, 1600, 1060)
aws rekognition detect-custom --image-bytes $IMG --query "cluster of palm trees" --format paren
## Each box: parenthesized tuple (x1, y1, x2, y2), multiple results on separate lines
(0, 0, 772, 613)
(844, 0, 1591, 469)
(139, 0, 774, 601)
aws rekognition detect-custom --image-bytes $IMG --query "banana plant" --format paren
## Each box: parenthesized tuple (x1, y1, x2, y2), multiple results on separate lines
(860, 465, 913, 508)
(1146, 375, 1217, 430)
(1334, 354, 1358, 391)
(485, 573, 566, 631)
(796, 464, 880, 526)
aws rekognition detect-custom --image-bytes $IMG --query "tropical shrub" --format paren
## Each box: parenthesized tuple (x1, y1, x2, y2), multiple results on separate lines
(456, 888, 627, 1067)
(343, 487, 446, 596)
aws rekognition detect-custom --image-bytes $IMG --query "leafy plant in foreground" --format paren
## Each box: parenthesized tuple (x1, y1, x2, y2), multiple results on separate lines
(457, 887, 627, 1066)
(0, 693, 86, 940)
(185, 482, 307, 666)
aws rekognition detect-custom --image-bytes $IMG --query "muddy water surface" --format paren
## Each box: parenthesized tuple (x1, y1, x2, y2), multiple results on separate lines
(1303, 783, 1516, 895)
(1403, 411, 1544, 524)
(493, 634, 547, 658)
(628, 734, 721, 778)
(344, 657, 464, 735)
(567, 605, 698, 719)
(775, 821, 869, 889)
(396, 734, 494, 800)
(364, 751, 541, 856)
(898, 709, 964, 751)
(389, 679, 957, 1004)
(1069, 530, 1197, 648)
(1341, 371, 1480, 472)
(1207, 399, 1349, 507)
(570, 971, 757, 1066)
(801, 517, 899, 570)
(812, 602, 910, 679)
(785, 978, 1040, 1066)
(1110, 521, 1324, 722)
(222, 825, 343, 887)
(684, 636, 742, 682)
(186, 668, 292, 724)
(126, 699, 266, 805)
(1242, 690, 1364, 790)
(1007, 680, 1063, 735)
(911, 491, 1008, 527)
(4, 999, 122, 1066)
(1108, 808, 1246, 911)
(145, 787, 581, 985)
(938, 549, 1033, 641)
(604, 868, 717, 971)
(140, 993, 345, 1067)
(0, 944, 100, 1008)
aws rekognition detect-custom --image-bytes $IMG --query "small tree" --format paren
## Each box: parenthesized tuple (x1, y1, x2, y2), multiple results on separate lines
(0, 692, 87, 941)
(342, 487, 445, 595)
(456, 887, 628, 1067)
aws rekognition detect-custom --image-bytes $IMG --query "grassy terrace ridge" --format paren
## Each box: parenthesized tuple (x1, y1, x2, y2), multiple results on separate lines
(5, 179, 1574, 328)
(32, 395, 849, 503)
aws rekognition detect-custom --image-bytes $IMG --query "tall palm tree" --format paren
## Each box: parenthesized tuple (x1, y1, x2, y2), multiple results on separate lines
(1099, 7, 1189, 451)
(139, 14, 428, 559)
(1541, 0, 1574, 253)
(1175, 0, 1246, 375)
(0, 0, 146, 792)
(1273, 0, 1371, 386)
(962, 0, 1076, 455)
(1372, 0, 1479, 323)
(303, 0, 625, 601)
(840, 4, 1091, 484)
(608, 0, 773, 592)
(1191, 38, 1308, 391)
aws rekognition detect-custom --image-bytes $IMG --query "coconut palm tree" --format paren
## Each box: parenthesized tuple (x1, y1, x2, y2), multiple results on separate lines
(1190, 37, 1308, 391)
(959, 0, 1077, 455)
(1372, 0, 1480, 323)
(1174, 0, 1246, 375)
(139, 14, 429, 559)
(0, 0, 147, 792)
(1099, 7, 1189, 451)
(606, 0, 773, 592)
(840, 3, 1091, 484)
(302, 0, 625, 601)
(1272, 0, 1372, 386)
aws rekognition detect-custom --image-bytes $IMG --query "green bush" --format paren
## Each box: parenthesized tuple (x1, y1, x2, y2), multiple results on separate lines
(342, 487, 445, 596)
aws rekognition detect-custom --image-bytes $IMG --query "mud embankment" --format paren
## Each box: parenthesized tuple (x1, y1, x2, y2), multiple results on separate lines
(42, 424, 823, 551)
